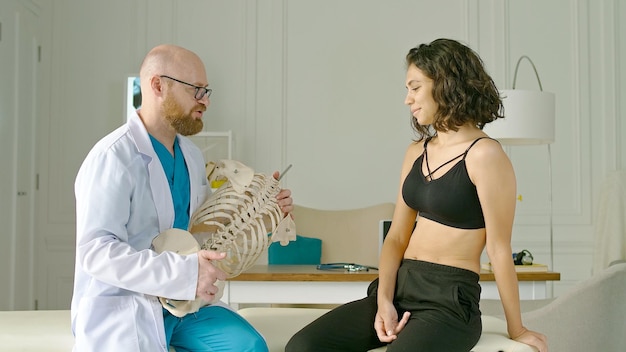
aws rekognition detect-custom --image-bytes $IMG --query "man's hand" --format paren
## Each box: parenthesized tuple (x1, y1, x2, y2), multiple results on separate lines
(196, 250, 227, 302)
(273, 171, 294, 215)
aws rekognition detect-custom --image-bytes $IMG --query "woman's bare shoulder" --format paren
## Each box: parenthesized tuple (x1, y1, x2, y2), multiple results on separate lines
(404, 139, 425, 158)
(466, 137, 515, 187)
(467, 137, 507, 162)
(398, 140, 426, 176)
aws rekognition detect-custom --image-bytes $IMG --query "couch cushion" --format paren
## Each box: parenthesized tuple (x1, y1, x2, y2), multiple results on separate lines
(0, 308, 536, 352)
(0, 310, 74, 352)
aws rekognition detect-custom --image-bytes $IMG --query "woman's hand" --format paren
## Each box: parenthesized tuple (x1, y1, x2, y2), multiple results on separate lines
(374, 301, 410, 343)
(513, 328, 548, 352)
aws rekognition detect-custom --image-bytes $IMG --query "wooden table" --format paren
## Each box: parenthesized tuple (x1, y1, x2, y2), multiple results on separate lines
(223, 265, 560, 309)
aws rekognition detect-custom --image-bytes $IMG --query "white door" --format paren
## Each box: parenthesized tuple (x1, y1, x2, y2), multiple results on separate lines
(0, 0, 39, 310)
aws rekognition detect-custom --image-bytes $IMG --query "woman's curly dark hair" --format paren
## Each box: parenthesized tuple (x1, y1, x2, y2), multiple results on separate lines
(406, 38, 503, 140)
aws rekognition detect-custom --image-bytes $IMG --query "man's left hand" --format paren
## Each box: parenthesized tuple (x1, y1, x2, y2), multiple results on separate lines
(273, 171, 294, 216)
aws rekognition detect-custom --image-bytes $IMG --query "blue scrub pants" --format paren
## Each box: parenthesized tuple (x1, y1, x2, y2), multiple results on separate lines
(163, 305, 268, 352)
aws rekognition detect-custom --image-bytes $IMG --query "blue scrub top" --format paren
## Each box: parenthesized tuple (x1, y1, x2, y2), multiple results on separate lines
(150, 134, 191, 230)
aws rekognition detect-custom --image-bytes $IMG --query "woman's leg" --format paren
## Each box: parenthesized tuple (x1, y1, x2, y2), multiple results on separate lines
(385, 313, 480, 352)
(289, 259, 482, 352)
(165, 305, 268, 352)
(285, 295, 386, 352)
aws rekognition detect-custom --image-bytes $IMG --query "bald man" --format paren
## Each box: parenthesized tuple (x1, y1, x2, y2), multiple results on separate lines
(71, 44, 292, 352)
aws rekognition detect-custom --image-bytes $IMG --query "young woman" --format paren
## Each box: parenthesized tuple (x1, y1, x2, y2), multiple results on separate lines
(285, 38, 548, 352)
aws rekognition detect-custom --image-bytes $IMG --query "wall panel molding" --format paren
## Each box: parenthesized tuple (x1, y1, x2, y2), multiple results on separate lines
(505, 1, 592, 229)
(253, 0, 288, 174)
(568, 0, 592, 225)
(619, 0, 626, 169)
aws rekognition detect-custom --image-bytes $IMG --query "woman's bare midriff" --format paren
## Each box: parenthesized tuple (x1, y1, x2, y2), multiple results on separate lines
(403, 217, 486, 274)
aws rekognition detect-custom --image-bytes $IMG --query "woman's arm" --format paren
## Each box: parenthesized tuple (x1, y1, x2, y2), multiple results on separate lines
(374, 142, 420, 341)
(470, 139, 548, 351)
(470, 139, 524, 335)
(377, 142, 421, 301)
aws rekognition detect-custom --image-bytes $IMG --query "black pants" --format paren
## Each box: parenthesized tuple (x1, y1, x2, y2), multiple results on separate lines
(286, 259, 482, 352)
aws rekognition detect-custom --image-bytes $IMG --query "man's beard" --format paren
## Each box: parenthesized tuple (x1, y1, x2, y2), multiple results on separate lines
(162, 93, 204, 136)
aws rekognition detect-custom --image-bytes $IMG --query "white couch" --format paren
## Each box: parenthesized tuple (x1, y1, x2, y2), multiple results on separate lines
(522, 262, 626, 351)
(0, 308, 533, 352)
(0, 310, 73, 352)
(7, 262, 624, 352)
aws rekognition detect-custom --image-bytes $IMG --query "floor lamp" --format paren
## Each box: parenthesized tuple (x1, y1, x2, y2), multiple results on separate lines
(483, 55, 556, 272)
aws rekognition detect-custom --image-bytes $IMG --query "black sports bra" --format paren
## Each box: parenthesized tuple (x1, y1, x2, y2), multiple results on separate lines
(402, 137, 489, 229)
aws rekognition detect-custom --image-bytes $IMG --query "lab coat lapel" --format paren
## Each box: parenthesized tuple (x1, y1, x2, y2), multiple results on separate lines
(128, 111, 175, 232)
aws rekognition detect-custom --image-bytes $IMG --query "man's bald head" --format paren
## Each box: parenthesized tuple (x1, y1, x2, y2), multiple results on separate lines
(139, 44, 206, 94)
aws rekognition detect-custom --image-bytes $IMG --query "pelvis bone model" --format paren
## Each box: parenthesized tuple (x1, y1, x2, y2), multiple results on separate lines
(151, 159, 296, 317)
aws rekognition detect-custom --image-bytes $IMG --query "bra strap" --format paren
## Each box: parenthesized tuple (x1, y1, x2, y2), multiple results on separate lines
(423, 137, 434, 178)
(461, 137, 492, 160)
(423, 136, 465, 180)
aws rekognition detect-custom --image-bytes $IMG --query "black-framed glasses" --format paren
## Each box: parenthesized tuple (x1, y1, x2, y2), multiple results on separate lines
(159, 75, 212, 100)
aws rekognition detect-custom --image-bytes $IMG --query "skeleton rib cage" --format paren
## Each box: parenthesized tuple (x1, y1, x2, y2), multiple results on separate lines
(151, 160, 296, 317)
(189, 173, 290, 278)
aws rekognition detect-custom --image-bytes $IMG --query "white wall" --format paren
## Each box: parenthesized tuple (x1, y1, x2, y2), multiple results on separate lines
(4, 0, 620, 309)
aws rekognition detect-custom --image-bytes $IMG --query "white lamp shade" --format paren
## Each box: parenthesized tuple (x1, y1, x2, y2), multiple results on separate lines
(483, 89, 555, 145)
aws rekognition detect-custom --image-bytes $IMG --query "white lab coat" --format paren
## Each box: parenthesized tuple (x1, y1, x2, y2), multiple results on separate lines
(71, 111, 210, 351)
